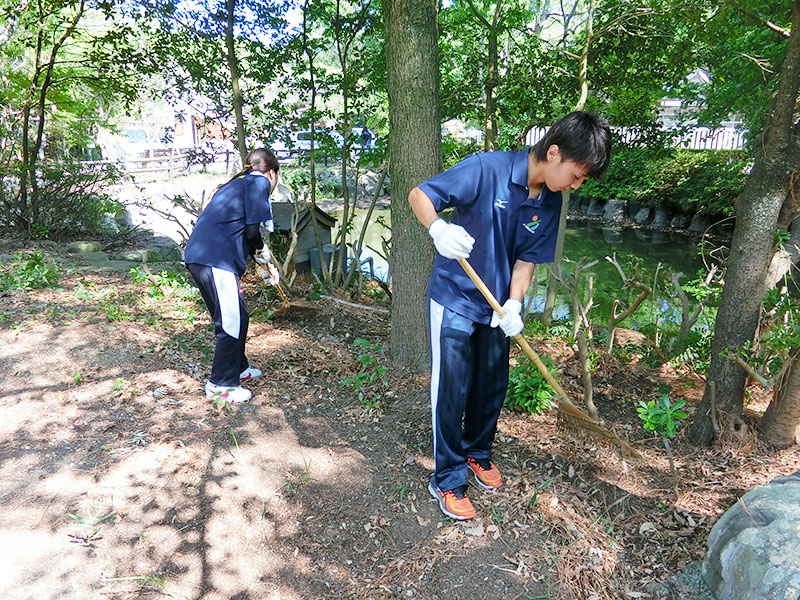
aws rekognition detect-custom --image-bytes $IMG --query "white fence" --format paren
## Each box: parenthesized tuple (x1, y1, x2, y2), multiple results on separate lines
(82, 147, 239, 175)
(526, 125, 747, 151)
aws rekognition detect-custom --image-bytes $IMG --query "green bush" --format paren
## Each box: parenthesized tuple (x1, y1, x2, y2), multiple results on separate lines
(1, 252, 60, 291)
(442, 136, 481, 170)
(637, 394, 687, 439)
(279, 167, 311, 193)
(505, 356, 556, 415)
(0, 160, 124, 238)
(579, 146, 653, 202)
(580, 147, 750, 217)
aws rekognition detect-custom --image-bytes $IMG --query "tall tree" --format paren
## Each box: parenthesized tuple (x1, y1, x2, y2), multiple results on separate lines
(133, 0, 288, 163)
(761, 349, 800, 447)
(689, 0, 800, 444)
(385, 0, 440, 370)
(463, 0, 503, 151)
(323, 0, 378, 285)
(0, 0, 139, 235)
(224, 0, 247, 164)
(439, 0, 539, 148)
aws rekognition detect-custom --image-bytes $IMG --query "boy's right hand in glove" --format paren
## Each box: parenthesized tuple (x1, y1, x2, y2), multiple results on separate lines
(254, 247, 272, 265)
(428, 218, 475, 260)
(260, 262, 280, 286)
(490, 298, 524, 337)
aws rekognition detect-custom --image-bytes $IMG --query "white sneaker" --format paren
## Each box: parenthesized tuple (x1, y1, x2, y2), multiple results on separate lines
(205, 381, 252, 403)
(239, 366, 262, 382)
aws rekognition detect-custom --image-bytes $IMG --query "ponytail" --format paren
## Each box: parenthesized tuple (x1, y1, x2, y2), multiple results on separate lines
(218, 148, 280, 189)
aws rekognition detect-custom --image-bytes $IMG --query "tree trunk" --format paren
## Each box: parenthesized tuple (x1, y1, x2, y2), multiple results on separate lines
(761, 349, 800, 448)
(542, 191, 569, 327)
(543, 0, 594, 321)
(483, 0, 502, 152)
(301, 0, 329, 286)
(225, 0, 247, 165)
(385, 0, 440, 371)
(334, 0, 351, 287)
(574, 0, 594, 112)
(766, 151, 800, 288)
(689, 0, 800, 445)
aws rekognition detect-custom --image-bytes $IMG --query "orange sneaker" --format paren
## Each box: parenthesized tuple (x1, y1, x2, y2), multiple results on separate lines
(467, 457, 503, 490)
(428, 482, 476, 520)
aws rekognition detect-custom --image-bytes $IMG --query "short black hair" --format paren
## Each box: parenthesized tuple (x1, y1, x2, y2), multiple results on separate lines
(532, 111, 611, 179)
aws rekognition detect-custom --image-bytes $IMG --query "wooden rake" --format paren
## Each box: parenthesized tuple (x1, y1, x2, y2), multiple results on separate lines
(457, 258, 640, 459)
(258, 266, 290, 316)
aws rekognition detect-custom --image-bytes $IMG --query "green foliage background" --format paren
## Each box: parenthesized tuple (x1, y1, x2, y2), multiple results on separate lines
(579, 148, 750, 217)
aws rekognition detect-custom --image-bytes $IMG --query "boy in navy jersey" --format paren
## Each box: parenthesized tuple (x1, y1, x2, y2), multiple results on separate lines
(184, 148, 280, 404)
(409, 112, 611, 520)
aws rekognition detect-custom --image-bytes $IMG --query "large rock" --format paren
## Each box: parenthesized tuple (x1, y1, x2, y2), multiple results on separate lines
(145, 236, 183, 261)
(633, 206, 652, 225)
(603, 198, 627, 222)
(272, 182, 295, 204)
(110, 236, 182, 263)
(652, 207, 671, 228)
(671, 214, 692, 229)
(587, 198, 605, 215)
(702, 469, 800, 600)
(689, 211, 712, 233)
(316, 169, 345, 194)
(65, 241, 102, 254)
(357, 171, 389, 198)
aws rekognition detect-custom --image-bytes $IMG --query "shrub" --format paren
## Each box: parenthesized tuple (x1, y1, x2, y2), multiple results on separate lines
(505, 356, 556, 415)
(579, 146, 750, 218)
(0, 159, 124, 238)
(1, 252, 60, 291)
(442, 136, 481, 170)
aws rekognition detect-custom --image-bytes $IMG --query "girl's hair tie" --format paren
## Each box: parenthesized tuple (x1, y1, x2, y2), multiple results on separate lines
(243, 163, 253, 168)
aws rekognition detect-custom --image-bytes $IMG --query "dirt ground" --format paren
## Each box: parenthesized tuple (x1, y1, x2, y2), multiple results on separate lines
(2, 234, 799, 600)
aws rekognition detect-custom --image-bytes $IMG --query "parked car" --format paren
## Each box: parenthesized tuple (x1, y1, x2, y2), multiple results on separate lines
(269, 138, 292, 159)
(292, 129, 344, 153)
(121, 127, 160, 159)
(350, 126, 377, 153)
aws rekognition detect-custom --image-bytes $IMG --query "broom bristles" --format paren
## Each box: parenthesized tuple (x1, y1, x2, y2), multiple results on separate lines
(555, 395, 640, 459)
(455, 258, 640, 459)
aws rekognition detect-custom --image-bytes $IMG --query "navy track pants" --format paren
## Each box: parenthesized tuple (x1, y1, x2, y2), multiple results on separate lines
(428, 298, 510, 492)
(186, 263, 250, 386)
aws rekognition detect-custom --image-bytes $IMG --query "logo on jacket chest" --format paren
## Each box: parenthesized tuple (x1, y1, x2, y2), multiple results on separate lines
(494, 198, 509, 210)
(522, 214, 541, 235)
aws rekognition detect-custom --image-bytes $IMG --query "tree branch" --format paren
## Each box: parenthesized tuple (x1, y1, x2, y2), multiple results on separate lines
(727, 352, 773, 389)
(464, 0, 492, 30)
(724, 0, 791, 38)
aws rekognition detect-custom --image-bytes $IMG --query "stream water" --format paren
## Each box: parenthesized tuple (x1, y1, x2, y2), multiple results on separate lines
(332, 208, 715, 331)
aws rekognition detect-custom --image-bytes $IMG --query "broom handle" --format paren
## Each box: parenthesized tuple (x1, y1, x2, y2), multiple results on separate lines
(457, 258, 567, 398)
(275, 282, 290, 308)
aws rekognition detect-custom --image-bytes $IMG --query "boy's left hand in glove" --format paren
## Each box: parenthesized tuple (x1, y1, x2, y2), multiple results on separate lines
(490, 298, 523, 337)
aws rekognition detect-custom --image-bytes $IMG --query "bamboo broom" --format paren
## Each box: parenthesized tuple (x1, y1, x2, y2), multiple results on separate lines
(457, 258, 640, 459)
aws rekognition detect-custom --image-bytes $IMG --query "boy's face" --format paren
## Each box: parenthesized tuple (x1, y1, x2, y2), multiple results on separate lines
(544, 145, 589, 192)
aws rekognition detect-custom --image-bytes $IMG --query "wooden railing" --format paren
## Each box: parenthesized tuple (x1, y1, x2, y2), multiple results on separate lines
(81, 147, 238, 175)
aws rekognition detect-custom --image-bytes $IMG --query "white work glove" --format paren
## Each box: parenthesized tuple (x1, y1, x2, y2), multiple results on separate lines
(260, 262, 280, 286)
(490, 298, 524, 337)
(254, 246, 272, 265)
(428, 218, 475, 260)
